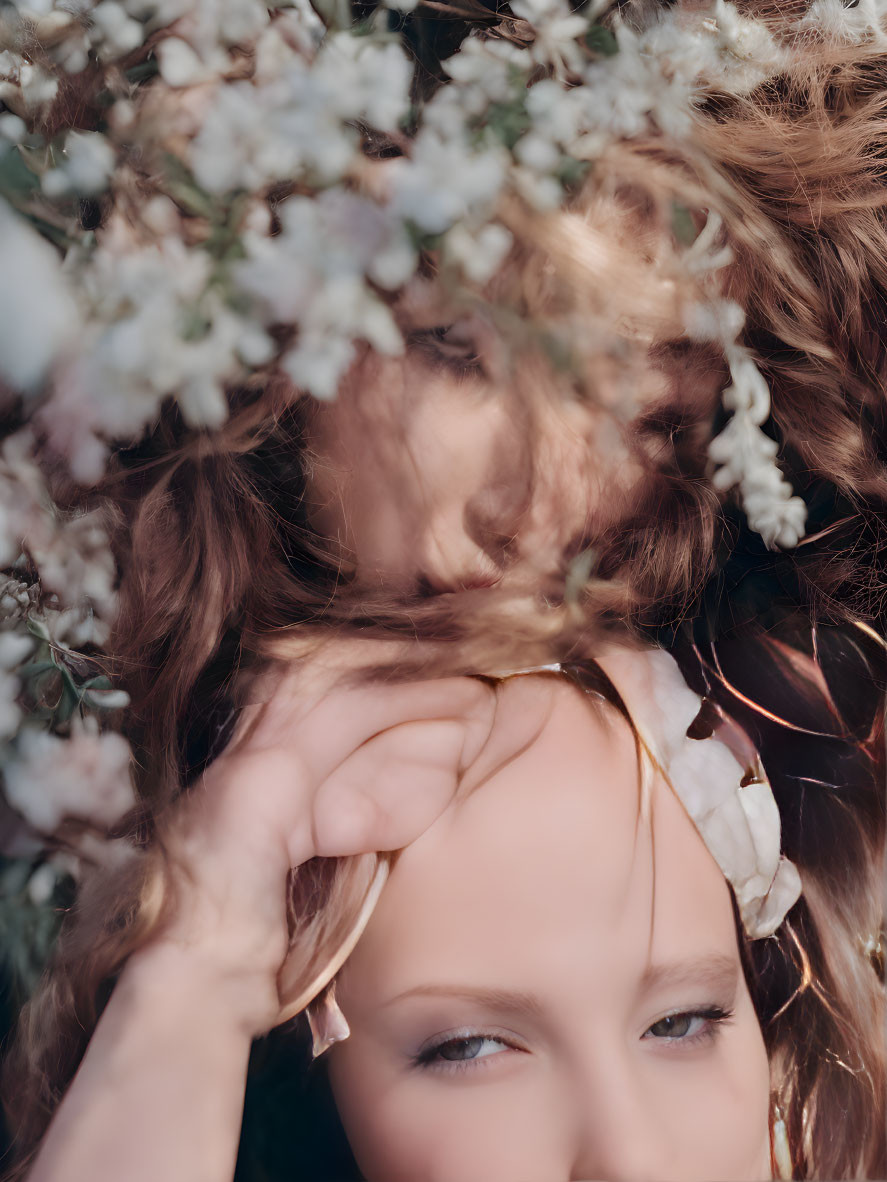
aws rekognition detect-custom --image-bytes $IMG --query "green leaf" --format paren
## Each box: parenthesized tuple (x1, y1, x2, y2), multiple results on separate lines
(565, 547, 598, 605)
(0, 145, 42, 202)
(26, 617, 51, 642)
(125, 58, 160, 85)
(585, 25, 619, 57)
(557, 157, 592, 190)
(671, 200, 699, 247)
(484, 99, 532, 151)
(17, 660, 57, 680)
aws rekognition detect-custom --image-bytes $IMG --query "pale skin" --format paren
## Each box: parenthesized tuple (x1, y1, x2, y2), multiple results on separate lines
(27, 662, 772, 1182)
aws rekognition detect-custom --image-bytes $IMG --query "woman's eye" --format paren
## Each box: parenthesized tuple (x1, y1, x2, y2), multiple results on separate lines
(407, 324, 485, 377)
(642, 1006, 733, 1044)
(415, 1033, 512, 1069)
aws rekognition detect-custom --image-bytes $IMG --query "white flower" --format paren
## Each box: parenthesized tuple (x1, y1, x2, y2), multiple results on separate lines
(40, 231, 269, 475)
(389, 129, 509, 235)
(0, 632, 33, 671)
(441, 34, 532, 105)
(235, 190, 408, 399)
(0, 200, 80, 393)
(798, 0, 887, 45)
(0, 113, 26, 144)
(510, 0, 589, 76)
(89, 1, 144, 59)
(42, 130, 116, 198)
(157, 37, 208, 87)
(26, 861, 58, 905)
(707, 342, 807, 548)
(442, 221, 514, 284)
(283, 332, 358, 402)
(4, 720, 134, 833)
(639, 0, 786, 96)
(0, 669, 22, 742)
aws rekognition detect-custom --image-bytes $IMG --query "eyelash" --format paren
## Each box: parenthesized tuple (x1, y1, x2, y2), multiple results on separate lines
(641, 1005, 734, 1047)
(412, 1007, 735, 1076)
(411, 1030, 521, 1076)
(406, 327, 486, 379)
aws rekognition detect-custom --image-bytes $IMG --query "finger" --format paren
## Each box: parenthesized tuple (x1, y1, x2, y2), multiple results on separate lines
(309, 718, 476, 857)
(239, 675, 498, 788)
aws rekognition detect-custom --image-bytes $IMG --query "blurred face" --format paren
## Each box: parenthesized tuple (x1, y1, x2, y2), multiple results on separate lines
(304, 312, 662, 596)
(328, 676, 772, 1182)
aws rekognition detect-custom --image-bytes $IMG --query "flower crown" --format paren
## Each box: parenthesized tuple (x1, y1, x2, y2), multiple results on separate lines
(1, 0, 826, 544)
(0, 0, 870, 965)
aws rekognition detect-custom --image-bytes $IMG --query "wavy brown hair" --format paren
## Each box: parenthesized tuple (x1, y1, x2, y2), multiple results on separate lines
(4, 5, 887, 1179)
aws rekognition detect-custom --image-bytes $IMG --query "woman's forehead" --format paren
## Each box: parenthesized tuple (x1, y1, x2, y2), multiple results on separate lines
(343, 677, 738, 997)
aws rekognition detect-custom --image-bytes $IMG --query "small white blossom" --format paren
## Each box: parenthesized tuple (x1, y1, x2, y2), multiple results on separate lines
(443, 221, 514, 284)
(798, 0, 887, 45)
(441, 34, 532, 105)
(0, 632, 33, 671)
(639, 0, 787, 96)
(389, 129, 509, 235)
(0, 113, 26, 144)
(0, 669, 23, 742)
(42, 130, 116, 198)
(157, 37, 209, 87)
(0, 200, 80, 393)
(705, 341, 807, 548)
(26, 861, 58, 905)
(235, 189, 409, 398)
(89, 1, 144, 59)
(4, 720, 134, 834)
(510, 0, 590, 76)
(189, 32, 411, 194)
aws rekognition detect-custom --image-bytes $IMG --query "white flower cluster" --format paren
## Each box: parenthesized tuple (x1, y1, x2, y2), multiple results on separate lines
(685, 296, 807, 549)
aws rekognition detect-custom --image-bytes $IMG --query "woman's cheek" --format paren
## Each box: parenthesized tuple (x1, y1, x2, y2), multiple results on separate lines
(329, 1051, 556, 1182)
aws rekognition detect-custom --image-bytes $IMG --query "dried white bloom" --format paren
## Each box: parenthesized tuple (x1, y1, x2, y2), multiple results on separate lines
(598, 645, 802, 939)
(0, 579, 34, 621)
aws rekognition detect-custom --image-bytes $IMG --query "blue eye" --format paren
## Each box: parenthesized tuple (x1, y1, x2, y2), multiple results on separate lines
(642, 1006, 733, 1044)
(413, 1032, 515, 1071)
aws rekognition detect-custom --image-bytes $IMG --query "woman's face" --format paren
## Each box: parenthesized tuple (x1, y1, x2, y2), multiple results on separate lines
(328, 676, 772, 1182)
(304, 314, 672, 597)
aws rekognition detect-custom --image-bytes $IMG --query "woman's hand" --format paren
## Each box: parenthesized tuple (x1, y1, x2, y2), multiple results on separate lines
(139, 641, 498, 1035)
(29, 643, 497, 1182)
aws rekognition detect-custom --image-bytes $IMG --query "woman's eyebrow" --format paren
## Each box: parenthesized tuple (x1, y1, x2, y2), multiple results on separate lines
(382, 984, 544, 1019)
(639, 954, 739, 997)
